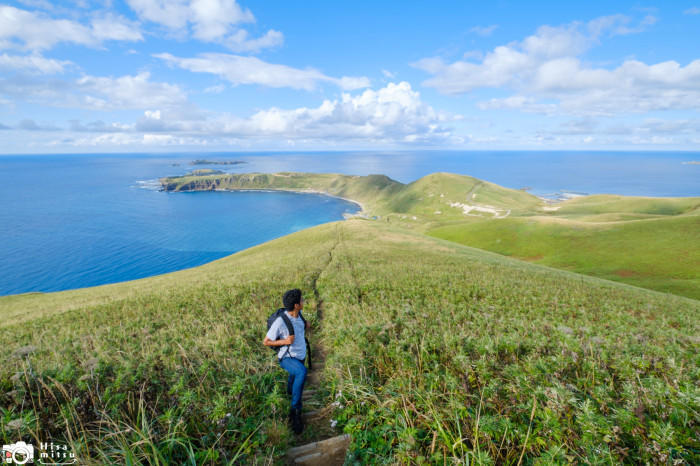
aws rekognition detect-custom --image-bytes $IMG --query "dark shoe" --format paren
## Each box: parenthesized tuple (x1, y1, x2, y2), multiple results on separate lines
(291, 408, 304, 434)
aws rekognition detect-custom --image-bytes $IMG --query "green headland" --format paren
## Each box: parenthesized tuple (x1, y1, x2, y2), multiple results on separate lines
(161, 171, 700, 300)
(1, 171, 698, 464)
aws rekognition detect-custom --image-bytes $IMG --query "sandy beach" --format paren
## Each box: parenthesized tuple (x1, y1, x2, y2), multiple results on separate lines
(212, 187, 368, 216)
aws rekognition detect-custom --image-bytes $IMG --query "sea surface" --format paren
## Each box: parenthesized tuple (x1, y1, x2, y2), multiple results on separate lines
(1, 151, 698, 296)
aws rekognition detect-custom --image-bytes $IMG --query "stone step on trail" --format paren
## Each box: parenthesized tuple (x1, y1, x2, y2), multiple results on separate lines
(287, 434, 351, 466)
(302, 409, 320, 419)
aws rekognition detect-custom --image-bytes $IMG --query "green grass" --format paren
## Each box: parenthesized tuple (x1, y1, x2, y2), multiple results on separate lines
(159, 171, 543, 222)
(1, 219, 698, 464)
(427, 215, 700, 300)
(553, 195, 699, 217)
(161, 171, 699, 300)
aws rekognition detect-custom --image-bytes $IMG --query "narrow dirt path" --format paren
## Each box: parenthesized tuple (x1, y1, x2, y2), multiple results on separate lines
(286, 224, 350, 465)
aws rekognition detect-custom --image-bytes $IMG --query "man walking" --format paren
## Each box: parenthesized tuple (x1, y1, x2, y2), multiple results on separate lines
(263, 288, 310, 434)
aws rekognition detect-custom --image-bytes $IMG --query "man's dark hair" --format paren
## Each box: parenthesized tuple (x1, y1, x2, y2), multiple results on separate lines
(283, 288, 302, 310)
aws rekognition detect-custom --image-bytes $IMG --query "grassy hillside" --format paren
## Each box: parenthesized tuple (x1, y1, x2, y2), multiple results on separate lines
(160, 171, 405, 217)
(2, 219, 698, 464)
(552, 194, 699, 217)
(428, 214, 700, 300)
(159, 171, 542, 224)
(160, 171, 699, 300)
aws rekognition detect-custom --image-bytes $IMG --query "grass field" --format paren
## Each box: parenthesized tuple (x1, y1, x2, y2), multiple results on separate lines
(427, 214, 700, 300)
(1, 219, 698, 464)
(161, 171, 700, 300)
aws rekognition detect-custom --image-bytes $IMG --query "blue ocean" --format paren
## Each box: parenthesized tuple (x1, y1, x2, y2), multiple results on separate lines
(1, 151, 698, 296)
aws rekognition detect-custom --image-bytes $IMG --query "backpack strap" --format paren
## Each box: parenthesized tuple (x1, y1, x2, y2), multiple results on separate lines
(278, 309, 295, 336)
(277, 309, 294, 360)
(277, 309, 311, 368)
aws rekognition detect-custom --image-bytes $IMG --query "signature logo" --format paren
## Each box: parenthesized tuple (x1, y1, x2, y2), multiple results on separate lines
(2, 442, 76, 465)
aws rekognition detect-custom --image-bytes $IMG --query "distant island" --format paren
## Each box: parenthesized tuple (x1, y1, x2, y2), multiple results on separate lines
(682, 161, 700, 165)
(190, 159, 247, 165)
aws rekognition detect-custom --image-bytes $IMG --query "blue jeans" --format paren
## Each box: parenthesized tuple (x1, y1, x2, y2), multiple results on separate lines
(279, 357, 307, 410)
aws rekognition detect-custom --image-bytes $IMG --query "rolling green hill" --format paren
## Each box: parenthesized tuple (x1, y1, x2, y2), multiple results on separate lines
(428, 214, 700, 300)
(160, 171, 700, 299)
(159, 171, 543, 223)
(1, 219, 698, 464)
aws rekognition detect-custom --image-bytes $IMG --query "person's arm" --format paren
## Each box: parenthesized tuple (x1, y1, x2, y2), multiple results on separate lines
(263, 335, 294, 347)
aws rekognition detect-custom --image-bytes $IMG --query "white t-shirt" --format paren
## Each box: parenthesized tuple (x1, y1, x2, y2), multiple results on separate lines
(266, 310, 306, 360)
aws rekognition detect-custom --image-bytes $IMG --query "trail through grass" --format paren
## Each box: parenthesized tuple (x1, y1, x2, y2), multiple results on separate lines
(2, 219, 698, 464)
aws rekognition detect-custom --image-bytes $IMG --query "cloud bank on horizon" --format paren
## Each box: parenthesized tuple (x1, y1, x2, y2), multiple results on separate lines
(0, 0, 699, 152)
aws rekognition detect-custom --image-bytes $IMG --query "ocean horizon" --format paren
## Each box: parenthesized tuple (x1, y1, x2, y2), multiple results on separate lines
(1, 150, 698, 297)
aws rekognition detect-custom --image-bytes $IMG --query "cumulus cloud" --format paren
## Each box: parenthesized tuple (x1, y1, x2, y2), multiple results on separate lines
(412, 14, 700, 116)
(58, 82, 459, 147)
(0, 53, 71, 74)
(0, 5, 142, 50)
(223, 82, 456, 143)
(125, 0, 280, 52)
(155, 52, 370, 90)
(684, 7, 700, 15)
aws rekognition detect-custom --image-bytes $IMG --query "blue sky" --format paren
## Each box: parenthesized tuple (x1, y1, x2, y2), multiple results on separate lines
(1, 0, 699, 153)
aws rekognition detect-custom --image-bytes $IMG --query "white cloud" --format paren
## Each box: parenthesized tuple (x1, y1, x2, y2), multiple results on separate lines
(477, 95, 557, 114)
(0, 71, 187, 110)
(531, 117, 700, 147)
(683, 7, 700, 15)
(548, 118, 700, 136)
(69, 120, 132, 132)
(125, 0, 191, 29)
(381, 69, 396, 79)
(75, 72, 187, 110)
(125, 0, 279, 52)
(155, 52, 370, 90)
(414, 14, 700, 116)
(90, 14, 143, 42)
(189, 0, 254, 40)
(229, 82, 454, 143)
(469, 25, 498, 37)
(223, 29, 283, 53)
(126, 0, 253, 32)
(0, 53, 71, 74)
(68, 133, 212, 147)
(54, 82, 459, 147)
(0, 5, 142, 50)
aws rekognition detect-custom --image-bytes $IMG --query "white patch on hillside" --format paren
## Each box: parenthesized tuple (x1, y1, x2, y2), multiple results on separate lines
(448, 201, 510, 218)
